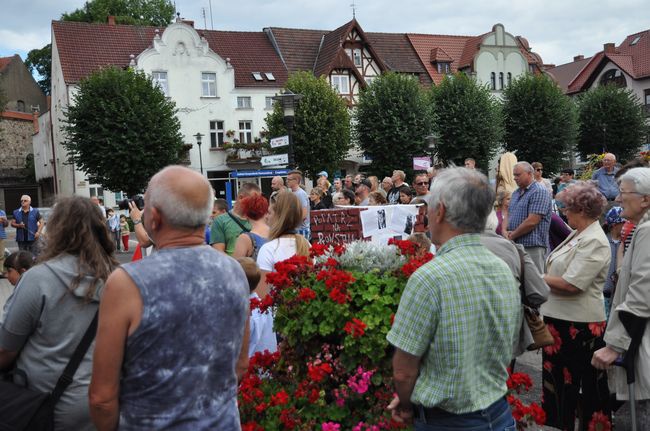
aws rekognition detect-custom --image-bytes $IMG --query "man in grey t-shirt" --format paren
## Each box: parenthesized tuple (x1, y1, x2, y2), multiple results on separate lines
(287, 170, 310, 240)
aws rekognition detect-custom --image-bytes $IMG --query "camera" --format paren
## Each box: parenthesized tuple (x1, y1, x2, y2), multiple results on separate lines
(118, 195, 145, 211)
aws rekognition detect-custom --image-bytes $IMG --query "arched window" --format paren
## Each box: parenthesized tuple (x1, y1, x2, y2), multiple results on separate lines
(16, 100, 25, 112)
(599, 69, 627, 87)
(507, 72, 512, 87)
(490, 72, 496, 90)
(499, 72, 504, 90)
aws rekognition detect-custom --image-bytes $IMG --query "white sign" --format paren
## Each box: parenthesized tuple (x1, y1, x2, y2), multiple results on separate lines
(261, 154, 289, 166)
(270, 135, 290, 148)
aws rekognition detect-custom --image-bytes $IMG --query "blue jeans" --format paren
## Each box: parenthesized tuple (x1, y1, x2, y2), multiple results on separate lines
(414, 397, 516, 431)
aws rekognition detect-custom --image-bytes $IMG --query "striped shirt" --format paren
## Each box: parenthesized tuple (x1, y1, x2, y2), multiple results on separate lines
(387, 234, 521, 413)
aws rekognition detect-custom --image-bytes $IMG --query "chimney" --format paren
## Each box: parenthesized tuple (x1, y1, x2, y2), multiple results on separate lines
(603, 43, 615, 54)
(181, 19, 194, 28)
(108, 15, 116, 26)
(573, 55, 584, 62)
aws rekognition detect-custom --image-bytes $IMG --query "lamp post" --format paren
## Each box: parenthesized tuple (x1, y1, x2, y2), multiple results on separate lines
(194, 132, 204, 175)
(425, 133, 438, 164)
(272, 90, 303, 169)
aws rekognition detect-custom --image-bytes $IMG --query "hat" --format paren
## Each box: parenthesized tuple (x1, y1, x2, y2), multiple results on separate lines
(317, 171, 328, 178)
(605, 206, 625, 225)
(359, 179, 372, 189)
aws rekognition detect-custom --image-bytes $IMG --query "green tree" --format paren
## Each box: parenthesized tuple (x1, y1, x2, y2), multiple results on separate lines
(502, 74, 577, 174)
(26, 0, 175, 98)
(430, 73, 503, 171)
(63, 66, 183, 195)
(62, 0, 175, 26)
(355, 72, 433, 178)
(577, 84, 647, 162)
(25, 44, 52, 94)
(265, 71, 350, 179)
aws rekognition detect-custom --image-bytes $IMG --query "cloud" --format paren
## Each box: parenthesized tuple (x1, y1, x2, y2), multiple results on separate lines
(0, 29, 50, 56)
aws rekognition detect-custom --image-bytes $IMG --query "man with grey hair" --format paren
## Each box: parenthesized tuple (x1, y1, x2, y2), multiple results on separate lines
(11, 194, 42, 254)
(506, 161, 552, 271)
(387, 167, 521, 429)
(387, 170, 408, 204)
(591, 152, 619, 201)
(89, 165, 249, 430)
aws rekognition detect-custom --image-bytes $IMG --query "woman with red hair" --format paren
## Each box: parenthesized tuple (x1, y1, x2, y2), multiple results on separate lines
(232, 194, 270, 259)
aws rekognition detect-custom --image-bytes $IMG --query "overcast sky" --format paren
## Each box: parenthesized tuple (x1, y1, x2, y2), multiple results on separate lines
(1, 0, 648, 67)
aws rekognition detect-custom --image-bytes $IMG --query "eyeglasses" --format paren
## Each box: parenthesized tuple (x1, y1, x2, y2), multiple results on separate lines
(535, 169, 543, 172)
(287, 177, 297, 182)
(415, 181, 429, 186)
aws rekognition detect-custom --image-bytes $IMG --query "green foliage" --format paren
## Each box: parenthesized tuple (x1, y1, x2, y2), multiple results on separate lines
(502, 74, 577, 175)
(63, 66, 183, 195)
(430, 73, 503, 171)
(61, 0, 175, 26)
(25, 44, 52, 95)
(265, 71, 350, 179)
(355, 72, 433, 178)
(577, 84, 647, 162)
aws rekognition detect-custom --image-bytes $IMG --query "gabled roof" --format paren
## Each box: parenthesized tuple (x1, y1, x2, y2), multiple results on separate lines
(365, 32, 432, 85)
(265, 27, 325, 74)
(545, 55, 592, 92)
(430, 47, 453, 63)
(52, 20, 287, 87)
(562, 29, 650, 94)
(313, 20, 354, 77)
(0, 56, 15, 72)
(407, 34, 472, 84)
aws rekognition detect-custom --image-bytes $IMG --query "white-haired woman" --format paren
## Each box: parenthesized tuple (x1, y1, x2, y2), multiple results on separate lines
(593, 167, 650, 429)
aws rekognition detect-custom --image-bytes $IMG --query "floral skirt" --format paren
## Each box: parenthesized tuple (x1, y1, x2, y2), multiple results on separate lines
(542, 316, 611, 431)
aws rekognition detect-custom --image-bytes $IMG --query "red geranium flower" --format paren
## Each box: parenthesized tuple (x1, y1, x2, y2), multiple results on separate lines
(388, 238, 417, 256)
(507, 372, 533, 393)
(307, 362, 333, 383)
(242, 421, 264, 431)
(543, 360, 553, 372)
(310, 243, 329, 257)
(543, 323, 562, 355)
(329, 287, 349, 304)
(270, 390, 290, 406)
(589, 321, 606, 337)
(569, 324, 579, 340)
(280, 407, 299, 430)
(528, 402, 546, 425)
(344, 318, 367, 338)
(297, 287, 317, 303)
(588, 411, 612, 431)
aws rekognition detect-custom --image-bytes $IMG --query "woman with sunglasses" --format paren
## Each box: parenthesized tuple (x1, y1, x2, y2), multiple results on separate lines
(532, 162, 553, 196)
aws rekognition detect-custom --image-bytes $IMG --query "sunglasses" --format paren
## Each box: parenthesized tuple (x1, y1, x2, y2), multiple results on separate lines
(415, 182, 429, 186)
(535, 169, 543, 172)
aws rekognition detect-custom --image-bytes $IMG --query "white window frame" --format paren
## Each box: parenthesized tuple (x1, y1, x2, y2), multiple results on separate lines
(353, 49, 362, 67)
(210, 120, 225, 148)
(436, 63, 450, 74)
(331, 74, 350, 94)
(265, 96, 274, 110)
(237, 96, 252, 109)
(152, 71, 169, 96)
(365, 76, 376, 86)
(238, 121, 252, 144)
(201, 72, 217, 97)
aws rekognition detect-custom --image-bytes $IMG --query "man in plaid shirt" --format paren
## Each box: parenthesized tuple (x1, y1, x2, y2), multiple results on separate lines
(506, 162, 552, 272)
(387, 167, 521, 430)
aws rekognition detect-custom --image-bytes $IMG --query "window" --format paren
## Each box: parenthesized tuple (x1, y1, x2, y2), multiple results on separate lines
(90, 186, 104, 200)
(152, 71, 168, 96)
(210, 120, 225, 148)
(238, 121, 252, 144)
(599, 68, 627, 87)
(631, 35, 642, 46)
(507, 72, 512, 87)
(529, 64, 535, 74)
(353, 49, 362, 67)
(490, 72, 496, 90)
(16, 100, 25, 112)
(436, 62, 450, 74)
(252, 72, 263, 81)
(265, 96, 274, 110)
(331, 74, 350, 94)
(201, 72, 217, 97)
(114, 191, 126, 201)
(644, 89, 650, 116)
(365, 76, 376, 86)
(237, 96, 252, 109)
(265, 72, 276, 81)
(499, 72, 504, 90)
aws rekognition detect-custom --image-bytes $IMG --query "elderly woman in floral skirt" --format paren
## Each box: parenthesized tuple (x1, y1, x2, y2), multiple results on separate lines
(541, 182, 611, 430)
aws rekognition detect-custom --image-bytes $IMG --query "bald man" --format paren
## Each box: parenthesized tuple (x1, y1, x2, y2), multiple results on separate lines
(11, 195, 42, 254)
(591, 153, 619, 201)
(89, 166, 250, 430)
(270, 175, 286, 203)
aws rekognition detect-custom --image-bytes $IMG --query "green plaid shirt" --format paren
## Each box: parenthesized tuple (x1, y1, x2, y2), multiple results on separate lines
(387, 233, 521, 413)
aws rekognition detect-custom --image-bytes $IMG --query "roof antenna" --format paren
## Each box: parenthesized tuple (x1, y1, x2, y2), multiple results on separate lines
(350, 0, 357, 19)
(209, 0, 214, 30)
(201, 7, 207, 29)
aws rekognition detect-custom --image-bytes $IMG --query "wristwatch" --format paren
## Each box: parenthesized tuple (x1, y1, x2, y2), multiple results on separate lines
(133, 219, 142, 225)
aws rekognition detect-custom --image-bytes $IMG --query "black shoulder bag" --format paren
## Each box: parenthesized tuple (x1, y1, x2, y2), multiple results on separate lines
(0, 312, 98, 431)
(227, 211, 250, 234)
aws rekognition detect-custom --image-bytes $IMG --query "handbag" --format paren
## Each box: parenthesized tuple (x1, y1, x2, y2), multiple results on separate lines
(515, 247, 554, 350)
(0, 312, 98, 431)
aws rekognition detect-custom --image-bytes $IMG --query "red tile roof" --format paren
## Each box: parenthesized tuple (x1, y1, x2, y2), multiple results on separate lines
(313, 20, 354, 77)
(430, 47, 453, 63)
(265, 27, 325, 74)
(407, 34, 472, 84)
(365, 32, 432, 85)
(52, 21, 287, 87)
(564, 29, 650, 94)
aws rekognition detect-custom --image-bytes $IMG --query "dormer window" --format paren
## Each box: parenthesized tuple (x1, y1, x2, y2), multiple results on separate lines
(265, 72, 276, 81)
(436, 62, 451, 74)
(630, 35, 642, 46)
(252, 72, 263, 81)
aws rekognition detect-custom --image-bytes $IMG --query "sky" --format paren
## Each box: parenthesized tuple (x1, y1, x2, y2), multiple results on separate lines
(1, 0, 648, 67)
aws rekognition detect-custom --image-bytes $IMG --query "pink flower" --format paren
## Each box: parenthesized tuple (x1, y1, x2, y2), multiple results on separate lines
(322, 422, 341, 431)
(347, 367, 374, 395)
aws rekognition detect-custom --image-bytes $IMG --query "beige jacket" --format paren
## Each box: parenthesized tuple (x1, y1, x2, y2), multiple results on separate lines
(604, 211, 650, 400)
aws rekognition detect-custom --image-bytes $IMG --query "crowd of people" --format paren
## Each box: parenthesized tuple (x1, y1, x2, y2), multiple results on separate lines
(0, 150, 647, 430)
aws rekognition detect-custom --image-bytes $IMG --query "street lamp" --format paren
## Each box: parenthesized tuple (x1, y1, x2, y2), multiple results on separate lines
(194, 132, 204, 175)
(272, 90, 303, 169)
(425, 133, 438, 163)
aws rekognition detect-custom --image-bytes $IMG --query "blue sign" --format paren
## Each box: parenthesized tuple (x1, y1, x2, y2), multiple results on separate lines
(232, 169, 290, 178)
